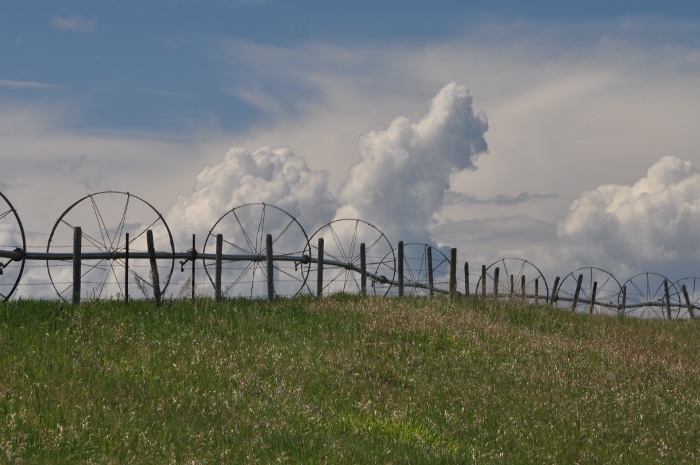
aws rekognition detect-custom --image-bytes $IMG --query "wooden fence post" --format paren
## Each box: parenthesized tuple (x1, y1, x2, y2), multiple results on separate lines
(571, 274, 583, 312)
(191, 234, 196, 302)
(550, 276, 560, 306)
(663, 280, 671, 320)
(681, 284, 695, 319)
(464, 262, 470, 297)
(72, 226, 82, 305)
(426, 245, 433, 296)
(360, 243, 366, 296)
(510, 275, 514, 299)
(481, 265, 486, 299)
(147, 230, 162, 308)
(398, 241, 404, 297)
(124, 232, 129, 304)
(266, 234, 274, 301)
(619, 285, 626, 316)
(494, 267, 499, 300)
(215, 234, 223, 303)
(535, 278, 539, 305)
(521, 275, 526, 302)
(449, 248, 457, 298)
(316, 238, 324, 297)
(590, 281, 598, 314)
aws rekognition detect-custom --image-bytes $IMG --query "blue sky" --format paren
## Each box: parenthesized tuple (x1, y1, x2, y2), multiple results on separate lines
(3, 1, 700, 134)
(3, 1, 700, 297)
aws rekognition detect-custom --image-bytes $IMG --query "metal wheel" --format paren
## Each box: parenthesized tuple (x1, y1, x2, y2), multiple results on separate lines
(0, 192, 26, 301)
(203, 203, 311, 299)
(47, 191, 175, 302)
(475, 258, 548, 303)
(619, 272, 681, 319)
(554, 267, 621, 314)
(673, 277, 700, 319)
(308, 219, 395, 296)
(397, 243, 450, 296)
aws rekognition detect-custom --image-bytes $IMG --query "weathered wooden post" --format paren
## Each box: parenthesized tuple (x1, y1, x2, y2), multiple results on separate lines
(509, 275, 514, 300)
(589, 281, 598, 314)
(215, 234, 223, 303)
(360, 243, 366, 296)
(449, 248, 457, 298)
(316, 237, 324, 297)
(124, 232, 129, 304)
(681, 284, 695, 319)
(571, 274, 583, 312)
(191, 234, 196, 302)
(266, 234, 274, 302)
(464, 262, 470, 297)
(663, 279, 672, 320)
(147, 230, 162, 308)
(521, 275, 526, 302)
(72, 226, 82, 305)
(493, 267, 500, 300)
(550, 276, 560, 306)
(481, 265, 486, 299)
(619, 285, 627, 316)
(426, 245, 433, 296)
(398, 241, 404, 297)
(534, 278, 539, 305)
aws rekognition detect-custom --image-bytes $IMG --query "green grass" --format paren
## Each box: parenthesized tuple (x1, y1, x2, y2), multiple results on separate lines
(1, 296, 699, 463)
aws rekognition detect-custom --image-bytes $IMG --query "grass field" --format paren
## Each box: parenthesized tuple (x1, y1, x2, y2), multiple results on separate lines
(1, 295, 699, 463)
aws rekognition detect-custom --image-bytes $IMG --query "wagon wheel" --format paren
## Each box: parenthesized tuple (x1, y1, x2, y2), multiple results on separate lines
(475, 258, 548, 303)
(308, 219, 395, 296)
(554, 267, 621, 314)
(397, 243, 451, 296)
(0, 192, 26, 301)
(203, 203, 311, 299)
(673, 277, 700, 319)
(47, 191, 175, 302)
(619, 272, 681, 319)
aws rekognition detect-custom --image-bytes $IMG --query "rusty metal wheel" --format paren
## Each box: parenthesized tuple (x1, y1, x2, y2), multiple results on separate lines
(0, 192, 26, 301)
(203, 203, 311, 299)
(46, 191, 175, 302)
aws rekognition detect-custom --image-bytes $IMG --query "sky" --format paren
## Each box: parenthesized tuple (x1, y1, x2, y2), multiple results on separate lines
(3, 1, 700, 299)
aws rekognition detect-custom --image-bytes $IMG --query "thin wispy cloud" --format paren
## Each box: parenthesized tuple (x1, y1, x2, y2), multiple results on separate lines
(444, 192, 557, 206)
(51, 14, 98, 33)
(0, 80, 63, 90)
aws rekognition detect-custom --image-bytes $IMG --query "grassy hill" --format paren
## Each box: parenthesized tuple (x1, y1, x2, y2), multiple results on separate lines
(1, 296, 698, 463)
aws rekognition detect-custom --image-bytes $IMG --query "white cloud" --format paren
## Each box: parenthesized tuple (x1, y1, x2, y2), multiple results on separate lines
(334, 82, 488, 243)
(51, 14, 98, 33)
(165, 145, 338, 249)
(558, 156, 700, 279)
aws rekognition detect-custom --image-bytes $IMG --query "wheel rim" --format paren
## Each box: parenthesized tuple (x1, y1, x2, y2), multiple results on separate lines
(0, 192, 26, 301)
(619, 272, 680, 319)
(46, 191, 175, 302)
(554, 267, 621, 314)
(476, 258, 549, 303)
(203, 203, 311, 299)
(308, 219, 395, 296)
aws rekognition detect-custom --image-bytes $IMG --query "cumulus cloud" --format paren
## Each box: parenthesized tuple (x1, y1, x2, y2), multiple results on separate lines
(558, 155, 700, 279)
(335, 81, 489, 243)
(51, 14, 98, 33)
(165, 146, 338, 248)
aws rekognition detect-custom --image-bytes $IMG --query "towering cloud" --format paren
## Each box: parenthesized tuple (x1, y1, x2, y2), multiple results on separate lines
(335, 81, 489, 242)
(558, 155, 700, 278)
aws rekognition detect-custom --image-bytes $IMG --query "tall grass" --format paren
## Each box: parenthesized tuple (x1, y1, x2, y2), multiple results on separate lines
(1, 296, 699, 463)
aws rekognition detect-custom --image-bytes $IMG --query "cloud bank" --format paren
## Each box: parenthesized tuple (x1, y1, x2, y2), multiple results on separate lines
(558, 155, 700, 279)
(167, 81, 489, 249)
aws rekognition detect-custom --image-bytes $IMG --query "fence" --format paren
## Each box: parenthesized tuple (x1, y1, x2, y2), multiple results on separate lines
(1, 191, 699, 319)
